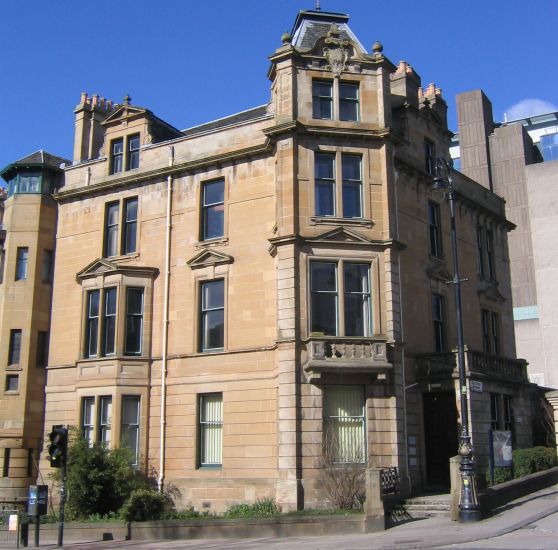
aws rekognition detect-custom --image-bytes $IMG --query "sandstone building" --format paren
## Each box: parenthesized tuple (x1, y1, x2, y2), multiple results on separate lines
(1, 9, 541, 509)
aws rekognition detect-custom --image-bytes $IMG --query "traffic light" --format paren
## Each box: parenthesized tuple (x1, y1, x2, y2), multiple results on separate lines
(47, 425, 68, 468)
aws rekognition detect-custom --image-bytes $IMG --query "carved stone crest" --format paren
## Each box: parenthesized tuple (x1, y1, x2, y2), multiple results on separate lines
(323, 24, 350, 77)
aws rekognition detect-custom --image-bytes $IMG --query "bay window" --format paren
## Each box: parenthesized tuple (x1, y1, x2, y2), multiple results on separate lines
(84, 286, 144, 358)
(121, 396, 140, 466)
(315, 153, 363, 219)
(310, 261, 371, 336)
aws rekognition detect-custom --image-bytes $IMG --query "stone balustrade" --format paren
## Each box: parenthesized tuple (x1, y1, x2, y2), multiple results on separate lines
(303, 337, 392, 381)
(416, 347, 528, 383)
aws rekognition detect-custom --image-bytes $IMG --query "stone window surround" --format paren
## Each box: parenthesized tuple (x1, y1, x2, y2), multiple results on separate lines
(192, 266, 230, 354)
(109, 133, 140, 175)
(309, 146, 373, 226)
(311, 78, 360, 122)
(77, 268, 155, 362)
(76, 389, 147, 465)
(302, 250, 381, 340)
(102, 196, 140, 259)
(195, 173, 230, 246)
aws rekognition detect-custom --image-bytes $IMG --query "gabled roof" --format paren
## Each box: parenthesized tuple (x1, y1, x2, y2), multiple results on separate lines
(290, 9, 366, 53)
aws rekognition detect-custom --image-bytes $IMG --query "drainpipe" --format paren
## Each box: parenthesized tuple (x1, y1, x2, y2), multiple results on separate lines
(158, 146, 174, 492)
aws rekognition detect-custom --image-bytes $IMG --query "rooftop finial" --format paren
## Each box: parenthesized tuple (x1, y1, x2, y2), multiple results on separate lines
(316, 0, 321, 11)
(123, 94, 132, 106)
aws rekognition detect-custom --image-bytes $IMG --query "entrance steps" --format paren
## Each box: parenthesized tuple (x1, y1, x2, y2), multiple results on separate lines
(400, 493, 452, 519)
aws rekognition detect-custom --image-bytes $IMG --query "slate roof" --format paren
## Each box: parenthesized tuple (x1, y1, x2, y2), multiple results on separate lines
(0, 150, 70, 179)
(181, 105, 269, 137)
(10, 150, 70, 169)
(290, 9, 366, 53)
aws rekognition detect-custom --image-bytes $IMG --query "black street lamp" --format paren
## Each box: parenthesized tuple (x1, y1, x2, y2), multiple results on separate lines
(432, 158, 482, 522)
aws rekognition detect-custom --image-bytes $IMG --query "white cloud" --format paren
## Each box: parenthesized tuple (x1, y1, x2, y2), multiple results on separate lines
(505, 99, 558, 121)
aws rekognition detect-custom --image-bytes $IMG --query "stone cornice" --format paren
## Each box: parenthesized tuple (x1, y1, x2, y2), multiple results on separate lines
(263, 120, 393, 142)
(55, 139, 273, 201)
(394, 157, 515, 230)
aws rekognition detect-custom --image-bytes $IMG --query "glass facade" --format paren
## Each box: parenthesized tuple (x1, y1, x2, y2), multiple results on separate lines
(541, 133, 558, 162)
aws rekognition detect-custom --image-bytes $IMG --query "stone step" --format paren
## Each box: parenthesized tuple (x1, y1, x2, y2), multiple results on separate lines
(401, 497, 451, 518)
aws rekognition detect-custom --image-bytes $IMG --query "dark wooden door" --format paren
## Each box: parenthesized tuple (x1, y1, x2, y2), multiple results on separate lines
(423, 391, 458, 487)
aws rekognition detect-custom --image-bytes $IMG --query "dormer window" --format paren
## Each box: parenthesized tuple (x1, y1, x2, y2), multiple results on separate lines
(127, 135, 140, 170)
(110, 139, 124, 174)
(110, 134, 140, 175)
(312, 80, 359, 122)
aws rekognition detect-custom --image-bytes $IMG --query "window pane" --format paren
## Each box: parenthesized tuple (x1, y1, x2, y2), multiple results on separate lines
(339, 83, 359, 122)
(324, 386, 365, 463)
(128, 135, 140, 170)
(104, 203, 120, 257)
(125, 288, 143, 355)
(15, 247, 28, 280)
(312, 81, 333, 119)
(121, 397, 140, 465)
(310, 263, 337, 335)
(6, 375, 19, 392)
(201, 280, 225, 350)
(316, 182, 335, 217)
(203, 180, 225, 205)
(123, 198, 138, 254)
(103, 288, 117, 356)
(342, 155, 362, 218)
(203, 180, 225, 240)
(202, 280, 224, 309)
(82, 397, 95, 447)
(86, 290, 100, 357)
(315, 154, 335, 179)
(342, 182, 362, 218)
(204, 205, 225, 240)
(203, 310, 225, 350)
(111, 139, 124, 174)
(200, 394, 223, 466)
(8, 329, 22, 364)
(99, 397, 112, 446)
(315, 153, 336, 217)
(344, 264, 371, 337)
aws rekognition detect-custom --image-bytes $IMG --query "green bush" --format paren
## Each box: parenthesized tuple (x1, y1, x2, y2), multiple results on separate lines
(488, 446, 557, 485)
(223, 499, 279, 518)
(513, 446, 557, 478)
(489, 466, 513, 485)
(121, 489, 169, 522)
(53, 431, 148, 520)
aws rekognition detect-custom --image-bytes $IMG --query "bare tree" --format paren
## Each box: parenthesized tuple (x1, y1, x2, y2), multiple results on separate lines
(316, 427, 366, 510)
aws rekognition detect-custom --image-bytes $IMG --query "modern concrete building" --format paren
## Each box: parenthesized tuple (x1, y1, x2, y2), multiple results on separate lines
(452, 92, 558, 389)
(1, 10, 543, 509)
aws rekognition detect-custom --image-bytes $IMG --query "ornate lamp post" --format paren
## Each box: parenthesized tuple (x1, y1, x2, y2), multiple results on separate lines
(432, 158, 482, 522)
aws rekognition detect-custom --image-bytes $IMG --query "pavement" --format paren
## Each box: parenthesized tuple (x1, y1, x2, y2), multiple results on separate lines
(13, 484, 558, 549)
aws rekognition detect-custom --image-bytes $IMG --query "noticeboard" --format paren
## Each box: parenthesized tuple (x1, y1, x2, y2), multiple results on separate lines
(492, 430, 513, 467)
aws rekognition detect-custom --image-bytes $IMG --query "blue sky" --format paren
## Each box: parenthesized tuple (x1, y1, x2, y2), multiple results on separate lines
(1, 0, 557, 172)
